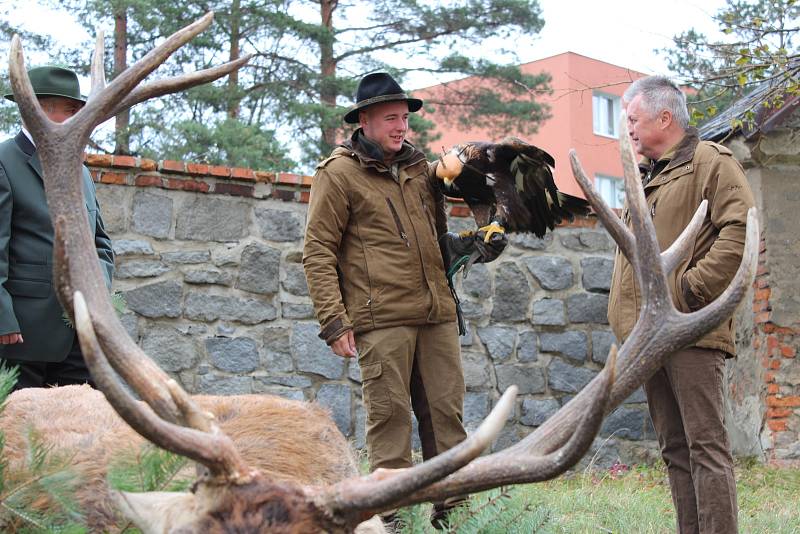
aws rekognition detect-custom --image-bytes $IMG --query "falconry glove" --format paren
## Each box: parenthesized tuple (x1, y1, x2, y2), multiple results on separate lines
(439, 230, 508, 280)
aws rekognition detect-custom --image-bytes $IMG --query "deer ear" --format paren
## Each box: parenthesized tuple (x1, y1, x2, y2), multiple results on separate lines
(112, 490, 198, 534)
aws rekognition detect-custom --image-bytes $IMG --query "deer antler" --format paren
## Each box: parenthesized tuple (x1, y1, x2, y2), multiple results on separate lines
(312, 112, 759, 518)
(8, 13, 253, 478)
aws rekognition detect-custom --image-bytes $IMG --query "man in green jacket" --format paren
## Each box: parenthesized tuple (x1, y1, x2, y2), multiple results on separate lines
(610, 75, 754, 534)
(303, 72, 505, 529)
(0, 66, 114, 390)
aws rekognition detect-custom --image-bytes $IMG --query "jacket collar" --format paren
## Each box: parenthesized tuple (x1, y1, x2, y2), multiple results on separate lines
(14, 130, 43, 180)
(640, 127, 700, 173)
(14, 130, 35, 157)
(342, 128, 426, 173)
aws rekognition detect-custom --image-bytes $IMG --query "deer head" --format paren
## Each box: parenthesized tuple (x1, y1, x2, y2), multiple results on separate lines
(8, 13, 759, 532)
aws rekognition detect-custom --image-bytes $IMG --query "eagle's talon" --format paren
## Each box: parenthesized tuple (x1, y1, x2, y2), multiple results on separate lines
(478, 222, 505, 243)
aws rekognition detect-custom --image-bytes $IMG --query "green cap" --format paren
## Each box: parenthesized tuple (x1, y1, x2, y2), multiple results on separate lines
(4, 66, 86, 104)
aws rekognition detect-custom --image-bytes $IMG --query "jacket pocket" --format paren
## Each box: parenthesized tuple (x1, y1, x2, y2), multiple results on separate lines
(385, 198, 410, 247)
(359, 362, 392, 424)
(5, 279, 50, 298)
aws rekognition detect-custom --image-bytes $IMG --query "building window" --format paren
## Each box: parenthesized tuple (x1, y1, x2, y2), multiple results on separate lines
(595, 174, 625, 209)
(593, 92, 621, 138)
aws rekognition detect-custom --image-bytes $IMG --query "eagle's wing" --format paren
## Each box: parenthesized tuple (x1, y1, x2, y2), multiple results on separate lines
(439, 145, 496, 228)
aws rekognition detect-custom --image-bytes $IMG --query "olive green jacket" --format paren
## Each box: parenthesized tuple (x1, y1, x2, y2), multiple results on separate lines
(608, 128, 755, 356)
(0, 132, 114, 363)
(303, 130, 456, 344)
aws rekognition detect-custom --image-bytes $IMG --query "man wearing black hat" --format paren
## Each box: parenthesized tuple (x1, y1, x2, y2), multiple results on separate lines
(303, 72, 506, 529)
(0, 66, 114, 389)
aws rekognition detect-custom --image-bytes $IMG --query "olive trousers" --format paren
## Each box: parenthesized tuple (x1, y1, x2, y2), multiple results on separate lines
(356, 322, 467, 470)
(645, 347, 738, 534)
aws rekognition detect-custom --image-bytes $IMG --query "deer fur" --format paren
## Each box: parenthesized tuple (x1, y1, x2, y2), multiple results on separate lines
(0, 385, 384, 533)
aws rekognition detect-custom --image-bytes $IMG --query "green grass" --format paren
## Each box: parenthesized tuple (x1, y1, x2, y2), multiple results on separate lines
(394, 461, 800, 533)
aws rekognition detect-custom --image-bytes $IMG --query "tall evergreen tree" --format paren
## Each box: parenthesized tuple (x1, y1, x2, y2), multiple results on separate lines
(661, 0, 798, 126)
(4, 0, 551, 170)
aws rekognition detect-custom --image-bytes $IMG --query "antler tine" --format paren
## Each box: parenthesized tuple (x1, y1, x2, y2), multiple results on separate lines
(89, 31, 106, 99)
(569, 149, 635, 262)
(325, 386, 518, 513)
(102, 55, 253, 123)
(661, 200, 707, 274)
(69, 12, 214, 142)
(73, 291, 252, 481)
(8, 36, 51, 140)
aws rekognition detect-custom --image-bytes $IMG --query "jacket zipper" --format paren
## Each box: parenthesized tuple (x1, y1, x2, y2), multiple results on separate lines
(419, 193, 438, 237)
(386, 197, 410, 247)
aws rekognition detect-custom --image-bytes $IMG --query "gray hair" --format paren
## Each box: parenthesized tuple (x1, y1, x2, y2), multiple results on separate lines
(623, 76, 690, 130)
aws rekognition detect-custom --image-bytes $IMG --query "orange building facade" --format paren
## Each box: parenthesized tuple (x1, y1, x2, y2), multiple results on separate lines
(413, 52, 646, 206)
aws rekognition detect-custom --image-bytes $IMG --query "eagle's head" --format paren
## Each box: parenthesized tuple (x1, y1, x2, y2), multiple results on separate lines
(436, 145, 466, 186)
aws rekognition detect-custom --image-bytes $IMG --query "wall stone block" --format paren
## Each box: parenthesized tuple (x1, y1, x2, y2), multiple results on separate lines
(291, 322, 343, 379)
(560, 230, 613, 252)
(236, 242, 281, 295)
(517, 330, 538, 362)
(477, 326, 517, 361)
(162, 250, 211, 264)
(255, 207, 305, 242)
(262, 327, 293, 372)
(496, 364, 546, 395)
(205, 336, 259, 373)
(184, 293, 277, 324)
(283, 263, 310, 296)
(176, 197, 250, 241)
(115, 259, 170, 279)
(196, 374, 252, 395)
(184, 268, 233, 286)
(317, 383, 352, 436)
(461, 264, 491, 298)
(540, 331, 588, 362)
(521, 398, 560, 426)
(141, 325, 199, 372)
(113, 239, 154, 256)
(132, 191, 173, 238)
(281, 302, 315, 319)
(125, 280, 183, 318)
(581, 256, 614, 293)
(591, 330, 617, 364)
(567, 292, 609, 323)
(532, 298, 566, 326)
(524, 255, 574, 290)
(548, 358, 598, 393)
(509, 233, 553, 250)
(491, 262, 531, 322)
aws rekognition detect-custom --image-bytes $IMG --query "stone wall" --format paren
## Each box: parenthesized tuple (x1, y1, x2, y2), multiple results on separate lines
(725, 111, 800, 466)
(89, 153, 656, 466)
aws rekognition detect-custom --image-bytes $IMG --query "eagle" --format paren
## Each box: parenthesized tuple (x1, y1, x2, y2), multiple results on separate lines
(436, 137, 590, 242)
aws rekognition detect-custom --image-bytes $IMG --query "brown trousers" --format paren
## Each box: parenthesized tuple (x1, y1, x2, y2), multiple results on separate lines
(356, 322, 467, 470)
(645, 347, 738, 534)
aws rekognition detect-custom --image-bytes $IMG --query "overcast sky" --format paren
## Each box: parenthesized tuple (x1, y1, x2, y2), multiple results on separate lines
(10, 0, 728, 89)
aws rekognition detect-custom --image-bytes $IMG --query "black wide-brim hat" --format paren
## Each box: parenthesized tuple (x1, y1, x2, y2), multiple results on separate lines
(344, 72, 422, 124)
(3, 65, 87, 104)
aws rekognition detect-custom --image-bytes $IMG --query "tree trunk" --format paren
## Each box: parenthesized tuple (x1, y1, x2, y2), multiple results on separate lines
(113, 5, 130, 155)
(227, 0, 241, 119)
(319, 0, 338, 150)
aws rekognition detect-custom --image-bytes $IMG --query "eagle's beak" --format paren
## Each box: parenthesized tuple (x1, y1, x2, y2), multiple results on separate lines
(436, 151, 464, 182)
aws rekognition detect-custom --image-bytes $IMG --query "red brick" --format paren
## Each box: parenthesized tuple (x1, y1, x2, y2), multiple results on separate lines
(85, 153, 113, 167)
(775, 326, 798, 336)
(762, 322, 777, 333)
(755, 311, 771, 324)
(754, 288, 771, 301)
(209, 165, 231, 177)
(767, 336, 780, 350)
(766, 395, 800, 407)
(299, 191, 311, 203)
(100, 171, 127, 185)
(767, 419, 787, 432)
(272, 189, 296, 202)
(254, 171, 275, 183)
(449, 205, 472, 218)
(135, 175, 163, 188)
(753, 337, 762, 349)
(759, 239, 767, 253)
(767, 383, 780, 394)
(140, 158, 157, 172)
(184, 180, 210, 193)
(276, 173, 302, 185)
(767, 407, 793, 418)
(112, 155, 137, 168)
(770, 359, 781, 370)
(160, 160, 185, 173)
(753, 300, 769, 313)
(781, 345, 796, 358)
(764, 371, 775, 383)
(230, 167, 256, 180)
(214, 183, 253, 197)
(90, 170, 101, 182)
(186, 163, 210, 175)
(755, 278, 770, 289)
(756, 264, 770, 277)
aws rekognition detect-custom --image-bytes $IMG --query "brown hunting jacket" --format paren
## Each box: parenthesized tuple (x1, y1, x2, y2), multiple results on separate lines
(303, 130, 456, 344)
(608, 128, 755, 356)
